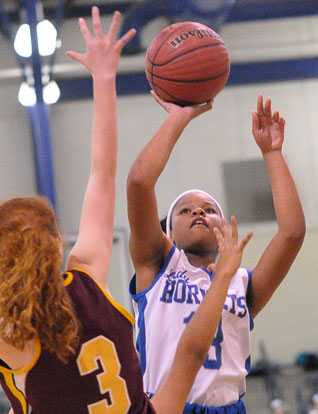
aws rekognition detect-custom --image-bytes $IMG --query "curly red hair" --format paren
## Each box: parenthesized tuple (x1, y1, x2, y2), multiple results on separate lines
(0, 196, 79, 362)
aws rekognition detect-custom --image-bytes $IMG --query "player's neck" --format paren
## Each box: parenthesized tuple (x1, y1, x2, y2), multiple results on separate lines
(184, 250, 217, 271)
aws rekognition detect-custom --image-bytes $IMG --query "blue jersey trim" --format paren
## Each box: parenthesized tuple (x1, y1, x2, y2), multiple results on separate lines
(196, 265, 212, 279)
(247, 268, 252, 287)
(183, 398, 246, 414)
(130, 245, 176, 377)
(129, 273, 137, 296)
(245, 355, 251, 375)
(245, 268, 254, 331)
(129, 244, 176, 300)
(135, 295, 148, 375)
(209, 270, 215, 282)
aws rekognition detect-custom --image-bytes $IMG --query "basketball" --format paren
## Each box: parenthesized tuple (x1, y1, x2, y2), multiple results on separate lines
(145, 21, 230, 106)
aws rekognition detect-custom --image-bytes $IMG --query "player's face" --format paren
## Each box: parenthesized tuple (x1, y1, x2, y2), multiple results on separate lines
(170, 192, 222, 252)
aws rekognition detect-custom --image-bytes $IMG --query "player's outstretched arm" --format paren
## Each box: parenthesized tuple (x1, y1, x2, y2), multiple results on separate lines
(151, 217, 253, 413)
(65, 7, 135, 288)
(249, 94, 306, 318)
(127, 93, 212, 292)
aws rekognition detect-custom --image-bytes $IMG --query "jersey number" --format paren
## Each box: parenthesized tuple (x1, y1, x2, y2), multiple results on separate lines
(77, 335, 131, 413)
(184, 312, 223, 369)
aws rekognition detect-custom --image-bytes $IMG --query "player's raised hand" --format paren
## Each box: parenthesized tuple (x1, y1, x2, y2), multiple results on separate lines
(150, 90, 213, 122)
(251, 94, 285, 154)
(208, 216, 253, 277)
(66, 6, 136, 77)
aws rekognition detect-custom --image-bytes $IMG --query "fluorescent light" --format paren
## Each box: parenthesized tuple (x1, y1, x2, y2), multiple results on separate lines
(18, 80, 60, 106)
(43, 80, 60, 104)
(14, 19, 57, 57)
(37, 20, 57, 56)
(18, 82, 36, 106)
(14, 24, 32, 58)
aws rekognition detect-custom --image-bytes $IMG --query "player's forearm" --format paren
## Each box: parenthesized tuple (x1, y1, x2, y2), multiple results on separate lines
(176, 270, 232, 366)
(128, 115, 189, 188)
(263, 150, 305, 239)
(91, 75, 118, 178)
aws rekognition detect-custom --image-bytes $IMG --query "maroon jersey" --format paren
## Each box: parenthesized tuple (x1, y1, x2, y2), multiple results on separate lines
(0, 268, 155, 414)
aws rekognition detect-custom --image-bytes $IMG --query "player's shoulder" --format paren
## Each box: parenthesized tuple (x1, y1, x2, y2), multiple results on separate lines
(65, 267, 135, 325)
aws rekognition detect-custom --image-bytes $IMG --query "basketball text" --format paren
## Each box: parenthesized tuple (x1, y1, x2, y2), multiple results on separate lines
(168, 29, 220, 48)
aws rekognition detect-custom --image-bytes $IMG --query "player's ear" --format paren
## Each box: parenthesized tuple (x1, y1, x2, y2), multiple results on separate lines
(169, 230, 174, 242)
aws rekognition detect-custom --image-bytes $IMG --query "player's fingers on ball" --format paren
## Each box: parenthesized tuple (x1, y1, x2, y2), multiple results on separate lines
(150, 90, 162, 103)
(199, 102, 212, 113)
(204, 101, 213, 110)
(151, 91, 169, 110)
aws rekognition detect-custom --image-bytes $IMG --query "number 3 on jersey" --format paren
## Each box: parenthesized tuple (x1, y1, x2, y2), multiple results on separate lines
(77, 335, 131, 413)
(184, 312, 223, 369)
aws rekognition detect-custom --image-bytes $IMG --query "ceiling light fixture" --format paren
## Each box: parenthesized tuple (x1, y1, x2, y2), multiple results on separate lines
(14, 19, 57, 58)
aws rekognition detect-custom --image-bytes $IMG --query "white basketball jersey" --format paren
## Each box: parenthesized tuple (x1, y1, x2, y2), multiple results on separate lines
(129, 245, 253, 407)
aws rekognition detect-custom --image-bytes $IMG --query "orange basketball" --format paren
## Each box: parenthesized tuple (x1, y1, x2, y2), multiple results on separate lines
(145, 21, 230, 106)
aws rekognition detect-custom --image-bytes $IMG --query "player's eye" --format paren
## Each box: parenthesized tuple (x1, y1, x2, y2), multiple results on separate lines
(205, 207, 217, 214)
(180, 208, 191, 214)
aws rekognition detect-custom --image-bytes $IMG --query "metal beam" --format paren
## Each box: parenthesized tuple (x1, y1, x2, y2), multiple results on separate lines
(49, 0, 68, 75)
(24, 0, 56, 209)
(28, 103, 56, 209)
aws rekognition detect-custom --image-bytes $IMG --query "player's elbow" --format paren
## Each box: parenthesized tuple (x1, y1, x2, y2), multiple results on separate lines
(127, 164, 153, 192)
(284, 220, 306, 248)
(193, 346, 209, 368)
(178, 339, 209, 372)
(187, 347, 208, 373)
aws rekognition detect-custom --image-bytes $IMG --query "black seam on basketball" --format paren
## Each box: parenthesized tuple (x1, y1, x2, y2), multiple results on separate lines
(148, 42, 225, 67)
(148, 22, 219, 65)
(148, 23, 198, 93)
(146, 68, 229, 83)
(152, 22, 204, 57)
(149, 81, 197, 105)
